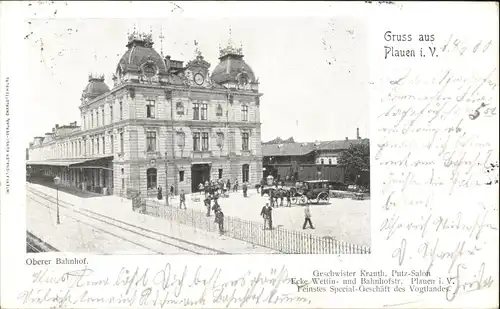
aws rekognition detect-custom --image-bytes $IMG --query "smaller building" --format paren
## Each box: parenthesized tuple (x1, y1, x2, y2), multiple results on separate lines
(262, 128, 369, 185)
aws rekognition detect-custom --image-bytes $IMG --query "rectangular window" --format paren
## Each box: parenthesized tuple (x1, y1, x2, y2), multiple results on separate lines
(119, 102, 123, 120)
(218, 169, 223, 179)
(201, 132, 208, 151)
(193, 132, 200, 151)
(146, 100, 156, 118)
(202, 132, 209, 151)
(192, 103, 200, 120)
(96, 111, 99, 126)
(146, 131, 157, 152)
(102, 136, 105, 154)
(83, 116, 86, 130)
(120, 132, 124, 153)
(110, 105, 113, 123)
(110, 135, 114, 153)
(200, 103, 208, 120)
(242, 132, 249, 150)
(97, 138, 100, 154)
(91, 139, 95, 155)
(91, 112, 94, 128)
(179, 171, 184, 182)
(242, 105, 248, 121)
(102, 108, 105, 126)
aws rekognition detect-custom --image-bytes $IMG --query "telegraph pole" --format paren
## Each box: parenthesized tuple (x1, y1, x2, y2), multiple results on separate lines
(165, 157, 169, 207)
(56, 187, 60, 224)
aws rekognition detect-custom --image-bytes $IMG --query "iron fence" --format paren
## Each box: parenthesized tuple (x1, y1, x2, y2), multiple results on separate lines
(142, 199, 371, 254)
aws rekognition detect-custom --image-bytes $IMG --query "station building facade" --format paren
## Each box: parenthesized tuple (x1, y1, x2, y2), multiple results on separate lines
(27, 31, 263, 196)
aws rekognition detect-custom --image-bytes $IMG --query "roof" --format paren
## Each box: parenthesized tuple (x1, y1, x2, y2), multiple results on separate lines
(262, 138, 369, 157)
(211, 55, 256, 84)
(82, 77, 110, 99)
(262, 143, 315, 157)
(117, 44, 167, 75)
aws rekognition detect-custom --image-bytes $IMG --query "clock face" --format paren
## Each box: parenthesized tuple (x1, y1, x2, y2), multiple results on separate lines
(194, 73, 204, 85)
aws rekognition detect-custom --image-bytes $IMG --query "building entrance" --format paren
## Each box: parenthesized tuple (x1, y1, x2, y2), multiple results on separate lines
(191, 164, 211, 192)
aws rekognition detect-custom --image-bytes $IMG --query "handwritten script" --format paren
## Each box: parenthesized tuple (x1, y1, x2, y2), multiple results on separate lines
(18, 264, 307, 308)
(377, 32, 498, 304)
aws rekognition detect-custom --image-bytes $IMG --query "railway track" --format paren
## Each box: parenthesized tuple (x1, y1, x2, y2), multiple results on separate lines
(26, 231, 59, 253)
(27, 186, 228, 255)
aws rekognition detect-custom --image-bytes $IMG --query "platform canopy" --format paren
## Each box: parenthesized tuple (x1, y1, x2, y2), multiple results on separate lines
(26, 155, 113, 167)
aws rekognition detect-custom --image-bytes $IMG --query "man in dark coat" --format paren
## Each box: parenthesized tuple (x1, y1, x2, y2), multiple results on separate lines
(157, 186, 163, 200)
(204, 195, 212, 216)
(242, 182, 248, 198)
(260, 203, 273, 230)
(215, 209, 224, 235)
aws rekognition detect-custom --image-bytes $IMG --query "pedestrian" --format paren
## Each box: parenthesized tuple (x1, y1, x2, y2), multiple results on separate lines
(157, 186, 163, 200)
(204, 195, 212, 216)
(260, 202, 273, 230)
(302, 205, 315, 229)
(234, 179, 239, 192)
(286, 190, 292, 207)
(269, 192, 274, 207)
(179, 189, 186, 209)
(170, 184, 175, 198)
(260, 178, 266, 196)
(242, 182, 248, 198)
(215, 209, 224, 235)
(226, 179, 231, 194)
(198, 182, 204, 193)
(212, 197, 221, 214)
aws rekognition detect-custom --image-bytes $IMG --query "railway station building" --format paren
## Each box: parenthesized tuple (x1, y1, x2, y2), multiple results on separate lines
(27, 30, 263, 196)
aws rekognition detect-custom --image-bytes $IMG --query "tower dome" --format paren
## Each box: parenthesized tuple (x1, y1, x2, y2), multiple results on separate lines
(211, 39, 256, 85)
(81, 74, 110, 100)
(116, 30, 167, 77)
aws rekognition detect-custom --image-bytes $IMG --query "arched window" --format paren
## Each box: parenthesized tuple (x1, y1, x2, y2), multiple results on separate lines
(176, 102, 184, 115)
(216, 104, 223, 117)
(176, 131, 185, 147)
(328, 158, 332, 165)
(242, 164, 250, 183)
(321, 159, 324, 165)
(147, 168, 157, 189)
(216, 132, 224, 148)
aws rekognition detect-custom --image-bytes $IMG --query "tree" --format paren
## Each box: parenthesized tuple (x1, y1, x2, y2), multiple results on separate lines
(338, 142, 370, 184)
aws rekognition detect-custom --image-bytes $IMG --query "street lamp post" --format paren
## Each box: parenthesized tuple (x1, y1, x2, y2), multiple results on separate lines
(54, 176, 60, 224)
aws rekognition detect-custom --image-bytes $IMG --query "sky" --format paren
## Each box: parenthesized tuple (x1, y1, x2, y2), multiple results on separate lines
(23, 16, 369, 146)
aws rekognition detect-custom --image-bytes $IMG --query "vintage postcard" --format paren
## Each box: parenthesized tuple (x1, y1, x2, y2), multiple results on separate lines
(0, 1, 498, 308)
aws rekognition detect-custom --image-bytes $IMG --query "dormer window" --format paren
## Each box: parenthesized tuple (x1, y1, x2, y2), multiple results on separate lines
(142, 63, 156, 77)
(176, 102, 184, 115)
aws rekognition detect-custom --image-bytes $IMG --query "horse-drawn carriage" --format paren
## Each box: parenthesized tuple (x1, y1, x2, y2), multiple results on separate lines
(266, 180, 331, 205)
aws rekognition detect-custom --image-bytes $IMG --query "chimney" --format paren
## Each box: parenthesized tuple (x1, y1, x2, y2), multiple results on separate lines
(357, 127, 360, 139)
(52, 128, 55, 133)
(345, 137, 348, 141)
(165, 55, 171, 69)
(55, 124, 59, 129)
